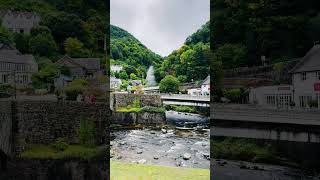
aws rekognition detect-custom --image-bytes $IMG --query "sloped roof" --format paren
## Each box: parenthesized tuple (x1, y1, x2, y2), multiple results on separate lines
(290, 45, 320, 73)
(56, 55, 100, 70)
(0, 44, 36, 64)
(202, 76, 210, 85)
(73, 58, 100, 70)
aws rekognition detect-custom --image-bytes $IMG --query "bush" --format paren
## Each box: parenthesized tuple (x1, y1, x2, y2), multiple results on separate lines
(224, 88, 242, 103)
(50, 138, 69, 151)
(308, 100, 318, 108)
(78, 117, 96, 147)
(140, 106, 166, 113)
(65, 79, 88, 100)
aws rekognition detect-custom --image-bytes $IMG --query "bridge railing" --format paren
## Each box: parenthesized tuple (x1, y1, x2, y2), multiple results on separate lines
(160, 94, 210, 101)
(212, 103, 320, 125)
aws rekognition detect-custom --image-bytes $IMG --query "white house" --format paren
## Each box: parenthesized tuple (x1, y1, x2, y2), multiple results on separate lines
(110, 77, 122, 91)
(201, 76, 210, 96)
(249, 45, 320, 109)
(0, 44, 38, 88)
(249, 85, 293, 108)
(290, 45, 320, 108)
(188, 88, 201, 96)
(111, 65, 123, 72)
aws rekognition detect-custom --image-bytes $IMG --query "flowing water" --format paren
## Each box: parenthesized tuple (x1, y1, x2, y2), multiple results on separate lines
(146, 66, 157, 87)
(110, 111, 210, 169)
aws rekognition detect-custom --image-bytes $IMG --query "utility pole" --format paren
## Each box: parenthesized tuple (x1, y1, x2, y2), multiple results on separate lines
(11, 70, 16, 100)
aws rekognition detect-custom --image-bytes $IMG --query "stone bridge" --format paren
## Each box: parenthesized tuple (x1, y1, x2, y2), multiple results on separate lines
(160, 94, 210, 107)
(211, 104, 320, 143)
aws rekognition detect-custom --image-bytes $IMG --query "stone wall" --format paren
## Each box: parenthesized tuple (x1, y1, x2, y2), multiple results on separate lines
(110, 93, 162, 110)
(0, 101, 13, 157)
(12, 101, 109, 154)
(1, 158, 107, 180)
(111, 111, 166, 126)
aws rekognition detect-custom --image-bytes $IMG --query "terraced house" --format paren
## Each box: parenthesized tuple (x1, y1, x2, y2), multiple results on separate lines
(0, 44, 38, 88)
(0, 10, 40, 34)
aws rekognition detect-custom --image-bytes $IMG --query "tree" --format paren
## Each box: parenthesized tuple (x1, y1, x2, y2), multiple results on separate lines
(29, 33, 57, 57)
(0, 26, 13, 44)
(64, 37, 86, 57)
(14, 33, 30, 54)
(159, 75, 180, 93)
(130, 73, 137, 80)
(119, 71, 128, 80)
(32, 62, 59, 90)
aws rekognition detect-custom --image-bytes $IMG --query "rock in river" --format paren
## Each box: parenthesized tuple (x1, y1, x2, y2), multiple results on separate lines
(183, 153, 191, 160)
(161, 129, 167, 134)
(138, 159, 147, 164)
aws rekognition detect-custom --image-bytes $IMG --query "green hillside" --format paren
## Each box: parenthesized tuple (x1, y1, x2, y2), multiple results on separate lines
(110, 25, 162, 80)
(154, 22, 210, 84)
(212, 0, 320, 69)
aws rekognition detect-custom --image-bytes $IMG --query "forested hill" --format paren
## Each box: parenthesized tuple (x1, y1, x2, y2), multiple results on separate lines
(110, 25, 162, 79)
(212, 0, 320, 69)
(0, 0, 108, 89)
(154, 22, 210, 83)
(185, 22, 210, 46)
(0, 0, 107, 58)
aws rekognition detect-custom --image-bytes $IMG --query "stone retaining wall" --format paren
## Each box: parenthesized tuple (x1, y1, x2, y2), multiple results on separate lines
(12, 101, 109, 153)
(110, 93, 162, 111)
(111, 111, 166, 126)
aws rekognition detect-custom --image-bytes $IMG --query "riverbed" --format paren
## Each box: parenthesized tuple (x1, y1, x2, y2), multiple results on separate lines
(110, 128, 210, 169)
(110, 110, 210, 169)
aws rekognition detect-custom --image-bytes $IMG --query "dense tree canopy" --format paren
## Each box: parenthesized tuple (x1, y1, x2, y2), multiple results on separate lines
(212, 0, 320, 68)
(154, 22, 210, 83)
(110, 25, 162, 80)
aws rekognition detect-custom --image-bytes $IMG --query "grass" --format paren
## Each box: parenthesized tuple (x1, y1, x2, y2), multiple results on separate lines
(110, 161, 210, 180)
(212, 138, 279, 164)
(117, 107, 142, 113)
(117, 106, 165, 113)
(19, 144, 106, 160)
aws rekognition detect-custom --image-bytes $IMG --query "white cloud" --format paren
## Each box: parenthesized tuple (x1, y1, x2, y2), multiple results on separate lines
(111, 0, 210, 56)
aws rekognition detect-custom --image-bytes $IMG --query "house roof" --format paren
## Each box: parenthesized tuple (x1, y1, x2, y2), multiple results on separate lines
(0, 44, 36, 64)
(202, 76, 210, 85)
(56, 55, 100, 70)
(290, 45, 320, 73)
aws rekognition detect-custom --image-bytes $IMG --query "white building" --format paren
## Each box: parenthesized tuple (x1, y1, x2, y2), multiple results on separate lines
(249, 45, 320, 109)
(201, 76, 210, 96)
(110, 77, 122, 91)
(0, 44, 38, 88)
(0, 10, 41, 34)
(249, 85, 293, 108)
(290, 45, 320, 108)
(111, 65, 123, 72)
(188, 88, 201, 96)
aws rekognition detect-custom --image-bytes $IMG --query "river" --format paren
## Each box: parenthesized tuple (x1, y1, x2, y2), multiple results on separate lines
(110, 111, 210, 169)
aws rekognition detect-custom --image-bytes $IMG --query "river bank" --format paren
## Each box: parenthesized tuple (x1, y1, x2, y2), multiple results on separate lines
(213, 159, 319, 180)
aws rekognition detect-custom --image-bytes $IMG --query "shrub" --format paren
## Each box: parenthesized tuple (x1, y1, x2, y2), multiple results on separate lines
(224, 88, 242, 103)
(140, 106, 166, 113)
(132, 97, 141, 108)
(78, 117, 96, 147)
(50, 138, 69, 151)
(65, 79, 88, 100)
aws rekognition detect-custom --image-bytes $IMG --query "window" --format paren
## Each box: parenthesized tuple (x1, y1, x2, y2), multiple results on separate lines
(317, 71, 320, 80)
(301, 72, 307, 81)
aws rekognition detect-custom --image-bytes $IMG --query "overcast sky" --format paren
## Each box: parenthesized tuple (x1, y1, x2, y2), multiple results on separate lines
(111, 0, 210, 57)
